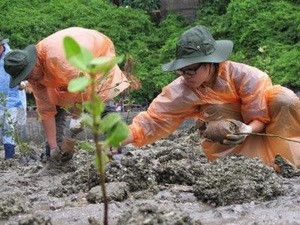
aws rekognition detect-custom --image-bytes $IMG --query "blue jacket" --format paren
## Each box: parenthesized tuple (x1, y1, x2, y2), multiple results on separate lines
(0, 43, 26, 109)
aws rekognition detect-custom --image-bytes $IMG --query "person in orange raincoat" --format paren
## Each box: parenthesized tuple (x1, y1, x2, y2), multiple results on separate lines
(4, 27, 130, 162)
(123, 25, 300, 169)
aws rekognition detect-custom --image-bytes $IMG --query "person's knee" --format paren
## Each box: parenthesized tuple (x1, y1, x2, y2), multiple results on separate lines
(268, 86, 299, 117)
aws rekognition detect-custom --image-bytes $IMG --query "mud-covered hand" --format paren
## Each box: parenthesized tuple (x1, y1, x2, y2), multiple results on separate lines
(59, 138, 76, 162)
(50, 139, 75, 164)
(105, 147, 122, 161)
(223, 121, 252, 145)
(203, 119, 241, 142)
(49, 147, 62, 164)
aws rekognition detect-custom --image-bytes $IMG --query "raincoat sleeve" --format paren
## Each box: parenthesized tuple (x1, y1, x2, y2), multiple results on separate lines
(30, 83, 57, 120)
(129, 78, 200, 147)
(230, 63, 272, 124)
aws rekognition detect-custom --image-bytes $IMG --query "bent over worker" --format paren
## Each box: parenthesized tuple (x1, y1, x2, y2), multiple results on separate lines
(4, 27, 129, 162)
(123, 25, 300, 169)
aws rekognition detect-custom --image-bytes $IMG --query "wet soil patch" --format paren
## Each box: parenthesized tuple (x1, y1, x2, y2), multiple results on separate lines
(0, 128, 299, 225)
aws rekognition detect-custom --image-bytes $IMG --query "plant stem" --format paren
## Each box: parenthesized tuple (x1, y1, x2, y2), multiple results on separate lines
(91, 78, 108, 225)
(238, 132, 300, 144)
(95, 139, 108, 225)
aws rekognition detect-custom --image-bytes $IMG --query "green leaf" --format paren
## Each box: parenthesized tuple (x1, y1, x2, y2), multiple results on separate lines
(104, 121, 129, 148)
(68, 76, 92, 92)
(89, 56, 124, 74)
(92, 96, 105, 116)
(82, 102, 93, 114)
(78, 141, 94, 152)
(63, 36, 93, 71)
(95, 151, 109, 174)
(100, 113, 122, 132)
(81, 113, 93, 128)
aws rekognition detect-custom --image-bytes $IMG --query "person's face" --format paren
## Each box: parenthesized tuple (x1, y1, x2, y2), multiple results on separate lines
(176, 63, 213, 88)
(26, 64, 41, 82)
(0, 44, 4, 56)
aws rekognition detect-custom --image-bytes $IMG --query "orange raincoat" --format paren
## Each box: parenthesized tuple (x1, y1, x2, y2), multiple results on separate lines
(130, 61, 300, 168)
(29, 27, 129, 120)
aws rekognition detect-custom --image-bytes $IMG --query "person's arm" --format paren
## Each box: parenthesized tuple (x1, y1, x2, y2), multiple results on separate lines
(123, 78, 200, 147)
(232, 63, 272, 125)
(223, 119, 266, 145)
(30, 83, 59, 148)
(248, 119, 265, 133)
(42, 117, 57, 149)
(122, 129, 134, 146)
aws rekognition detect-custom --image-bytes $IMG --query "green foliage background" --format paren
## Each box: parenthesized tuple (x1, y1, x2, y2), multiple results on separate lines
(1, 0, 299, 105)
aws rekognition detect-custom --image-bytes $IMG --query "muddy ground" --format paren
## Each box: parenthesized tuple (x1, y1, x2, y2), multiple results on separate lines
(1, 117, 300, 225)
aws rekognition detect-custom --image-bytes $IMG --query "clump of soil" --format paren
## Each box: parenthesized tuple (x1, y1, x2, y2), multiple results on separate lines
(106, 131, 285, 208)
(106, 150, 157, 191)
(193, 155, 286, 206)
(6, 214, 52, 225)
(58, 161, 99, 194)
(0, 192, 31, 219)
(274, 154, 300, 178)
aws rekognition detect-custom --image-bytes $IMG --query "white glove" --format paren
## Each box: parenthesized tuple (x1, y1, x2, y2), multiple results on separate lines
(69, 118, 82, 130)
(19, 81, 32, 93)
(223, 123, 252, 145)
(19, 81, 28, 90)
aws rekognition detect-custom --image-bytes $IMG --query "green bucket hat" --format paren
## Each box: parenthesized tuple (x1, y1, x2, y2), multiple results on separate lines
(4, 44, 37, 88)
(0, 37, 9, 45)
(162, 25, 233, 72)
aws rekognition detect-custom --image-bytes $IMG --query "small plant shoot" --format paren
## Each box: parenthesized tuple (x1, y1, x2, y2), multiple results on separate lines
(63, 36, 129, 225)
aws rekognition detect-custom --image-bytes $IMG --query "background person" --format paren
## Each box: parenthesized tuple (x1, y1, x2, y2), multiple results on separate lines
(0, 37, 27, 160)
(122, 25, 300, 169)
(4, 27, 130, 162)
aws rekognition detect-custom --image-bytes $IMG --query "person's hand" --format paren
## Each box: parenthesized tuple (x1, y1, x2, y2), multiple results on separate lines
(49, 147, 63, 164)
(19, 81, 32, 93)
(50, 138, 75, 163)
(203, 119, 240, 142)
(223, 121, 252, 145)
(60, 138, 76, 162)
(105, 147, 118, 161)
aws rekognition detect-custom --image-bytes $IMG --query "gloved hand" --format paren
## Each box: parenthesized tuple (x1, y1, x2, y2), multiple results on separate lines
(50, 138, 76, 163)
(49, 147, 63, 164)
(60, 138, 76, 162)
(105, 146, 123, 161)
(19, 81, 32, 93)
(203, 119, 238, 142)
(223, 121, 252, 145)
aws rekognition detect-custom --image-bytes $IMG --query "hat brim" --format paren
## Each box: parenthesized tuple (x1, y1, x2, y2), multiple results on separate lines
(0, 38, 9, 45)
(9, 44, 37, 88)
(162, 40, 233, 72)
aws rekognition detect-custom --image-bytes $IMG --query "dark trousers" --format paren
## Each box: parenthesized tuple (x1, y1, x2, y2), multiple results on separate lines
(45, 106, 67, 157)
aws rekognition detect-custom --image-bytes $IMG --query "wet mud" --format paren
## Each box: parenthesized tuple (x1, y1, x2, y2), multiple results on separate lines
(1, 127, 300, 225)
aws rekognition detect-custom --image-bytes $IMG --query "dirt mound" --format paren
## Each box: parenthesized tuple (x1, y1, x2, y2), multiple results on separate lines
(0, 128, 299, 225)
(193, 155, 285, 206)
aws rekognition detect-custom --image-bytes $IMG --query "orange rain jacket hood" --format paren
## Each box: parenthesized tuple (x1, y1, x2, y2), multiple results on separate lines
(29, 27, 129, 120)
(129, 61, 300, 168)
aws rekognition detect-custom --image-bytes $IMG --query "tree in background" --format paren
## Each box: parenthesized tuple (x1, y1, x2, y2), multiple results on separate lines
(1, 0, 299, 105)
(196, 0, 300, 88)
